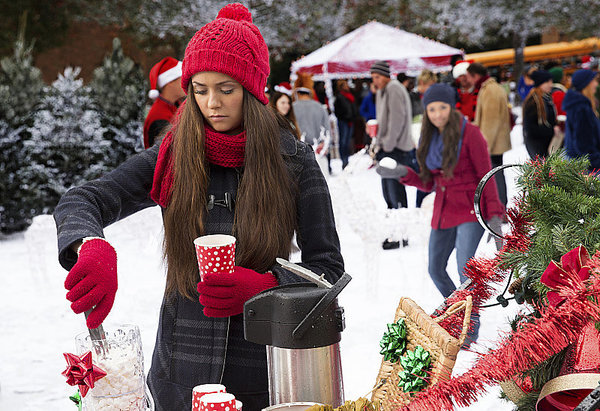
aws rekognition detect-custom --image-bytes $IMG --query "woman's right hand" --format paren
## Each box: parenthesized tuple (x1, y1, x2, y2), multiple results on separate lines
(65, 238, 118, 329)
(376, 163, 408, 179)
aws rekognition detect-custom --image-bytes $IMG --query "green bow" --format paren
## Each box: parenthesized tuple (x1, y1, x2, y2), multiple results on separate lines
(379, 319, 407, 363)
(398, 346, 432, 394)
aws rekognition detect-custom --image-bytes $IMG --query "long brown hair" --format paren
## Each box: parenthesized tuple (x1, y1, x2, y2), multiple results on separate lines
(582, 82, 599, 117)
(417, 109, 463, 181)
(523, 87, 551, 126)
(163, 85, 297, 299)
(269, 91, 301, 139)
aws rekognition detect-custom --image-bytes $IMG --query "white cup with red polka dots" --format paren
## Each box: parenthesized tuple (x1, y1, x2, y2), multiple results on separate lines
(192, 384, 226, 411)
(199, 392, 237, 411)
(194, 234, 236, 281)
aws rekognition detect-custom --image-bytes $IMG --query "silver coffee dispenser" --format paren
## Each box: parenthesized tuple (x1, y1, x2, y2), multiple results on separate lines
(243, 260, 351, 408)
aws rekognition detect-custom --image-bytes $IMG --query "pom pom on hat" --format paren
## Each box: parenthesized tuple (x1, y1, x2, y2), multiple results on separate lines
(217, 3, 253, 22)
(148, 89, 160, 99)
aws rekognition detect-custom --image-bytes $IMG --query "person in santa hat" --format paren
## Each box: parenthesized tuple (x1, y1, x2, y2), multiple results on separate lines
(53, 3, 343, 410)
(143, 57, 186, 148)
(452, 60, 477, 122)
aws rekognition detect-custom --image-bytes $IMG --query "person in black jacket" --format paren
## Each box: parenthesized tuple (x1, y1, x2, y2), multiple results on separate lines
(334, 79, 358, 168)
(523, 70, 558, 159)
(53, 4, 344, 411)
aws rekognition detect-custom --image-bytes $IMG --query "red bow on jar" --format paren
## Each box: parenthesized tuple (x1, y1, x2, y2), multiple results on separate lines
(62, 351, 107, 397)
(540, 246, 592, 307)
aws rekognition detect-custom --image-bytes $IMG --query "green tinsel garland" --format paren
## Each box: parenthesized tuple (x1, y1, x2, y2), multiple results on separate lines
(398, 346, 432, 394)
(379, 319, 407, 362)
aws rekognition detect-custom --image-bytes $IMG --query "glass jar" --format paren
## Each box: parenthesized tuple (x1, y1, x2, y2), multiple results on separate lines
(75, 324, 153, 410)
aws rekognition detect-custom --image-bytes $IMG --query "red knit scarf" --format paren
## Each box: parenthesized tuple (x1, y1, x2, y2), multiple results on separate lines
(340, 90, 355, 103)
(150, 125, 246, 207)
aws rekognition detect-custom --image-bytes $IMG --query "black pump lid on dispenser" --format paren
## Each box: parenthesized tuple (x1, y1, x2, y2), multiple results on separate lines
(243, 272, 351, 349)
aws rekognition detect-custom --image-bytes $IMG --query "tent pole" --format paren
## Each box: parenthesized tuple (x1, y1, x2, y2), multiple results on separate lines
(324, 63, 340, 163)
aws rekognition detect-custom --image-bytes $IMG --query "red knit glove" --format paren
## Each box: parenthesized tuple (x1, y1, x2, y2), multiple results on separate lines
(197, 266, 278, 317)
(65, 239, 118, 329)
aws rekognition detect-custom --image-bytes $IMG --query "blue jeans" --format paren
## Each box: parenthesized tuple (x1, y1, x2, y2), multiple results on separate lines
(338, 121, 354, 168)
(428, 221, 484, 341)
(376, 148, 417, 209)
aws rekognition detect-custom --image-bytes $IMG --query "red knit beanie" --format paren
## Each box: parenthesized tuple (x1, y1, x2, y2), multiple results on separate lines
(181, 3, 270, 105)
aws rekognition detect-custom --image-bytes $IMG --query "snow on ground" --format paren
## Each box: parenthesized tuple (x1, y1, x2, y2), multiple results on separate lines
(0, 121, 529, 410)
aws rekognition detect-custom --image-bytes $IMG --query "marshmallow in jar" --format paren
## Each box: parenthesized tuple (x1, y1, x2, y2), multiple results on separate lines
(75, 324, 150, 410)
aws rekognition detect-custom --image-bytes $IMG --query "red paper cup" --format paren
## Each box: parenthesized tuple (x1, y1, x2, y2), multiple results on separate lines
(366, 119, 378, 138)
(194, 234, 236, 281)
(200, 392, 236, 411)
(192, 384, 226, 411)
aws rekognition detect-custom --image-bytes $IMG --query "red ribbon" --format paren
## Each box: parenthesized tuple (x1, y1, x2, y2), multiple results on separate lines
(541, 246, 592, 307)
(62, 351, 107, 398)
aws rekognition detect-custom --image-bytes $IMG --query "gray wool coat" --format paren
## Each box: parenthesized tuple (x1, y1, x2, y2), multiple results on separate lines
(54, 130, 344, 410)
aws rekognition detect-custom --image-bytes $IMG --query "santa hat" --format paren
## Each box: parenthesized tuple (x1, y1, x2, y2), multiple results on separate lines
(274, 82, 292, 96)
(148, 57, 183, 99)
(452, 60, 473, 79)
(581, 55, 595, 69)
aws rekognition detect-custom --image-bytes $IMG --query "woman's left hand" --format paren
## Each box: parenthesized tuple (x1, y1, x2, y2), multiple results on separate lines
(197, 267, 279, 317)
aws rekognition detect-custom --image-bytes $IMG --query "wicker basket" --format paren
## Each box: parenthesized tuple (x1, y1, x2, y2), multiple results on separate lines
(371, 296, 472, 410)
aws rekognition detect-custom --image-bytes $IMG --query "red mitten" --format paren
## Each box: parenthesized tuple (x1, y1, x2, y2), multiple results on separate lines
(65, 239, 118, 329)
(197, 266, 278, 317)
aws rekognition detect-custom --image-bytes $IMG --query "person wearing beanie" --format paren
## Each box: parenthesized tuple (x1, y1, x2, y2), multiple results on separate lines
(549, 66, 567, 118)
(522, 70, 558, 159)
(376, 83, 504, 343)
(370, 59, 415, 249)
(143, 57, 186, 148)
(53, 4, 344, 410)
(562, 69, 600, 171)
(466, 62, 511, 207)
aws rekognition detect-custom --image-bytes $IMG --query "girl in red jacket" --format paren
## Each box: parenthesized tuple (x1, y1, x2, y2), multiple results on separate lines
(377, 83, 504, 341)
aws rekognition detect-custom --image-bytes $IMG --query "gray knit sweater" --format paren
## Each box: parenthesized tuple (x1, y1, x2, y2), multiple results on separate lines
(375, 79, 414, 153)
(292, 99, 330, 145)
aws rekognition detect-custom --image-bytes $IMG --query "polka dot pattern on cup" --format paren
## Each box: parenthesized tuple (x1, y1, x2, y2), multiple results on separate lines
(194, 236, 236, 281)
(199, 392, 236, 411)
(192, 384, 226, 411)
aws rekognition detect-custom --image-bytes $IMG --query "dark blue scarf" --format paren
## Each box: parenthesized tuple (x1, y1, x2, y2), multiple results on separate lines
(425, 118, 466, 171)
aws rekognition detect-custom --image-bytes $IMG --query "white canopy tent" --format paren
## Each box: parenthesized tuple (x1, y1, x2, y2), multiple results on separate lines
(291, 21, 464, 81)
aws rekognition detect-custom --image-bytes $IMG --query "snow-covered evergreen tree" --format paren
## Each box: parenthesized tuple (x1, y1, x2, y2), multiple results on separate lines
(24, 67, 110, 213)
(90, 37, 146, 167)
(0, 37, 44, 128)
(0, 35, 45, 234)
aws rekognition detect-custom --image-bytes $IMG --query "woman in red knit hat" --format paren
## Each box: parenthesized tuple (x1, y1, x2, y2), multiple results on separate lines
(53, 4, 344, 410)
